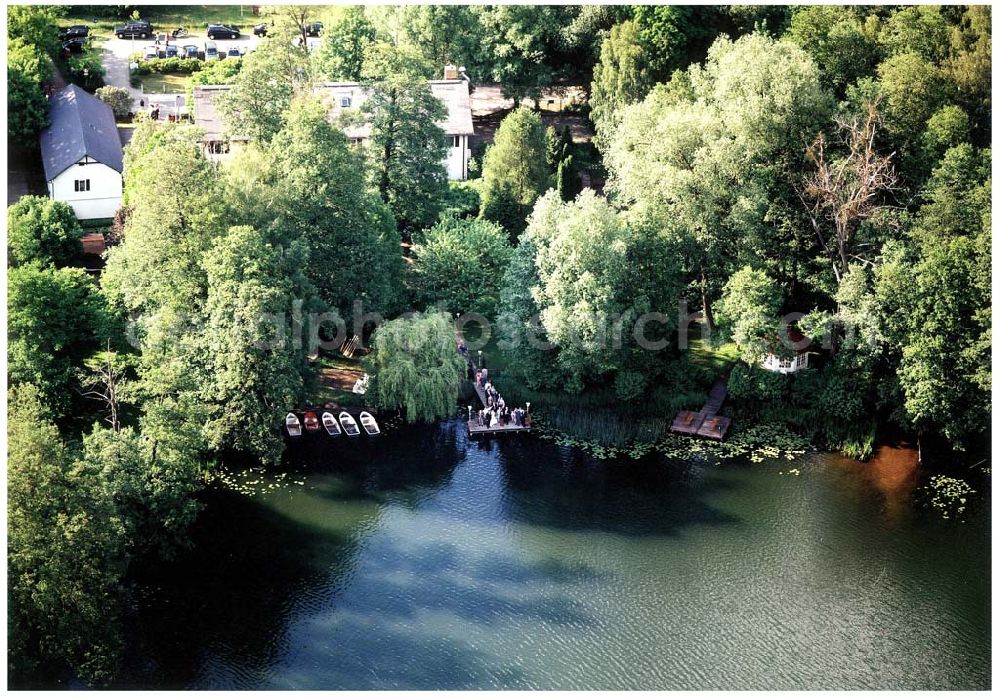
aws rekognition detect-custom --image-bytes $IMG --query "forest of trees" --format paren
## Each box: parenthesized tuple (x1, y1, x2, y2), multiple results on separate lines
(7, 4, 992, 686)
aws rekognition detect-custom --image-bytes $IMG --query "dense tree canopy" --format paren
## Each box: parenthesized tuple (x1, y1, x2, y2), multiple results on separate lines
(411, 216, 512, 318)
(228, 99, 404, 324)
(8, 384, 126, 686)
(8, 38, 51, 140)
(8, 196, 83, 268)
(8, 264, 110, 416)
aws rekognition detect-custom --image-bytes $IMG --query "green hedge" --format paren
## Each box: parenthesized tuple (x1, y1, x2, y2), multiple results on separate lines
(132, 57, 204, 75)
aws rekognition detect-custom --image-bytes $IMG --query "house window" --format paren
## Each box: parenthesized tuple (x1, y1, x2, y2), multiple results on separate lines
(208, 141, 230, 155)
(74, 179, 91, 192)
(447, 135, 460, 148)
(350, 137, 364, 146)
(340, 95, 351, 108)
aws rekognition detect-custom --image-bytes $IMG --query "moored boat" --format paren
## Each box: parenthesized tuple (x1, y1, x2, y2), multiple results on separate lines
(322, 411, 342, 437)
(303, 411, 321, 432)
(359, 411, 381, 436)
(285, 412, 302, 437)
(339, 411, 360, 437)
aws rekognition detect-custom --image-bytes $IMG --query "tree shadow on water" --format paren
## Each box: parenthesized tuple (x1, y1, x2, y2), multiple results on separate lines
(284, 419, 465, 509)
(116, 488, 363, 689)
(494, 436, 742, 537)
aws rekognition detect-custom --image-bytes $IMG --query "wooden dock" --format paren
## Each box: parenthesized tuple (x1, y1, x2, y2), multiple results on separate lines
(670, 375, 731, 440)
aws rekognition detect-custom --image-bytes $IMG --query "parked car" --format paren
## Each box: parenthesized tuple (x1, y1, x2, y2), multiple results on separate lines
(61, 38, 85, 55)
(58, 25, 89, 41)
(253, 22, 267, 37)
(302, 21, 323, 36)
(182, 44, 199, 58)
(225, 46, 243, 59)
(143, 45, 158, 61)
(115, 19, 152, 39)
(206, 24, 239, 40)
(163, 44, 179, 58)
(204, 41, 220, 61)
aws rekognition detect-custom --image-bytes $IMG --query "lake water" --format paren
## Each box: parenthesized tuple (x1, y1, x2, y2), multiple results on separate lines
(120, 418, 990, 690)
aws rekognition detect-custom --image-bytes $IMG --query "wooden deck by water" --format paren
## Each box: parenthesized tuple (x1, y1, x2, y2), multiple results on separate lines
(670, 375, 731, 440)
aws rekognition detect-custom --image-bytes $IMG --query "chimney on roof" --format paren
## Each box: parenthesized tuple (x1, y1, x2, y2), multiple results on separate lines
(443, 64, 458, 80)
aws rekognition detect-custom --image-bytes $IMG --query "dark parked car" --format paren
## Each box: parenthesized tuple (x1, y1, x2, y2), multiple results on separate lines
(206, 24, 239, 39)
(253, 22, 267, 37)
(302, 21, 323, 36)
(182, 44, 199, 58)
(163, 44, 179, 58)
(61, 38, 85, 55)
(58, 25, 89, 40)
(115, 19, 152, 39)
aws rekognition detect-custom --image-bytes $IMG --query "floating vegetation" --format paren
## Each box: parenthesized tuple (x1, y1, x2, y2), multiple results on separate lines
(533, 415, 811, 464)
(210, 466, 308, 497)
(924, 475, 976, 521)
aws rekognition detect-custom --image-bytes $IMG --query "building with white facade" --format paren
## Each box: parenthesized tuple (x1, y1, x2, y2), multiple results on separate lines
(193, 70, 474, 180)
(39, 84, 123, 220)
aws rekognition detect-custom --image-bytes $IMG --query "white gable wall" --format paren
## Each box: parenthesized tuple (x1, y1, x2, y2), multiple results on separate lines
(445, 135, 470, 181)
(48, 159, 122, 220)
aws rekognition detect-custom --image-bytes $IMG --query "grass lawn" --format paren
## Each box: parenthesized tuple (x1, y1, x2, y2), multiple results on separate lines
(137, 72, 193, 94)
(687, 335, 740, 374)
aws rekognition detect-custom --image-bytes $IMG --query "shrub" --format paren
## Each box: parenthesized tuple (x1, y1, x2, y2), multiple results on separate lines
(95, 85, 133, 119)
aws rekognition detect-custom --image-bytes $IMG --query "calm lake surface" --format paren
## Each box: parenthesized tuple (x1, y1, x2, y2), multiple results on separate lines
(120, 418, 990, 690)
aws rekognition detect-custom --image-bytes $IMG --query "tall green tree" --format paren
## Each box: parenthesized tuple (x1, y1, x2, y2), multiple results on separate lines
(8, 264, 110, 416)
(313, 5, 376, 81)
(590, 20, 652, 147)
(104, 128, 223, 316)
(8, 196, 83, 268)
(8, 384, 126, 686)
(411, 216, 512, 318)
(7, 5, 63, 54)
(715, 266, 784, 364)
(786, 6, 881, 94)
(518, 191, 684, 394)
(226, 98, 404, 325)
(365, 312, 467, 423)
(361, 44, 449, 232)
(605, 33, 831, 326)
(8, 38, 52, 140)
(200, 225, 319, 463)
(219, 34, 310, 144)
(479, 106, 552, 239)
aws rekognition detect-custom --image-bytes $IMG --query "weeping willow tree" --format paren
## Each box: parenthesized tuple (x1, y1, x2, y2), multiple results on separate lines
(365, 312, 467, 423)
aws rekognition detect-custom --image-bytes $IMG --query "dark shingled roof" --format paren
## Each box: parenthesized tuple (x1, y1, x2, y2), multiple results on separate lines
(40, 84, 124, 181)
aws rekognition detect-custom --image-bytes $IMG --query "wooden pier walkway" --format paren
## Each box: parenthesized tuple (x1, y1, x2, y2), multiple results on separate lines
(463, 351, 531, 437)
(670, 375, 731, 440)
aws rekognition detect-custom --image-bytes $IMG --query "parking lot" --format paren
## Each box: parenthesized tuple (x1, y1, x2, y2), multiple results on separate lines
(102, 29, 263, 100)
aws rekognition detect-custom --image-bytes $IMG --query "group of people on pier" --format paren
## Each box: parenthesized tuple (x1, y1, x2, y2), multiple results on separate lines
(474, 369, 528, 429)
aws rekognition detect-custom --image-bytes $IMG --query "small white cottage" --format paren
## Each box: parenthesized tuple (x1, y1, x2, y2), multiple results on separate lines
(39, 84, 124, 220)
(761, 325, 811, 374)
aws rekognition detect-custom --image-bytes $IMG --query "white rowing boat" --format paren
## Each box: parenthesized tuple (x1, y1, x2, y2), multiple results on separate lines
(322, 411, 342, 436)
(339, 411, 360, 437)
(285, 412, 302, 437)
(359, 411, 380, 436)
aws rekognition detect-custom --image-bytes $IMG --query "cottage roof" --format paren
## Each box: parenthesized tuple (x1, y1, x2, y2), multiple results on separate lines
(39, 84, 124, 181)
(191, 85, 243, 142)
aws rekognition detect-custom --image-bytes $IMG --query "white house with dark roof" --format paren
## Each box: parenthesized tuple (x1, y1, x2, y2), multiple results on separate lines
(192, 69, 475, 180)
(39, 84, 124, 220)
